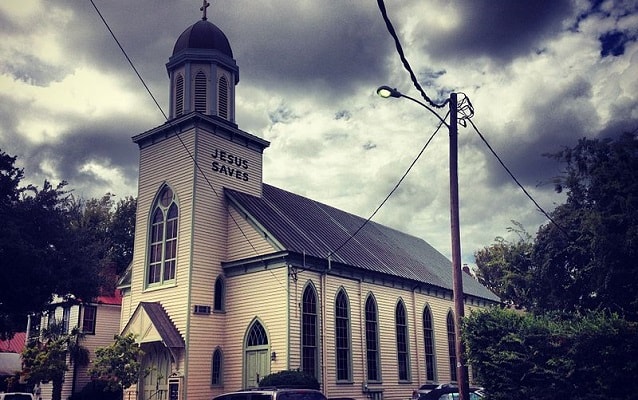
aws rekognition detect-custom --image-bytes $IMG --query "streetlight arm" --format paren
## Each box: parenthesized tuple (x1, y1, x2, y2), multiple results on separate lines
(376, 86, 450, 129)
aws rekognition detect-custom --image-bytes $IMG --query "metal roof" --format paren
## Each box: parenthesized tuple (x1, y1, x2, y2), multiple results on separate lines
(225, 184, 500, 302)
(136, 302, 185, 349)
(172, 19, 233, 58)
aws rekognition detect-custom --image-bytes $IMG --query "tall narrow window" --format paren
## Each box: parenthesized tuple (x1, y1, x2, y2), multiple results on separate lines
(194, 71, 207, 113)
(217, 75, 229, 119)
(365, 294, 380, 381)
(62, 307, 70, 333)
(214, 276, 225, 311)
(211, 348, 223, 385)
(302, 284, 318, 379)
(423, 305, 436, 381)
(175, 74, 184, 117)
(447, 311, 457, 382)
(396, 300, 410, 381)
(147, 186, 178, 286)
(82, 305, 97, 335)
(335, 289, 351, 381)
(47, 310, 55, 329)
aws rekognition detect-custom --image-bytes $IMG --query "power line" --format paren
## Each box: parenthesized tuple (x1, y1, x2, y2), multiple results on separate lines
(467, 118, 571, 239)
(376, 0, 448, 109)
(329, 115, 448, 258)
(89, 0, 288, 291)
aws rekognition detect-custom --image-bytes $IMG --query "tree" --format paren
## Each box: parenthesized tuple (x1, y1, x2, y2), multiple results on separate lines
(0, 149, 136, 338)
(473, 132, 638, 318)
(22, 322, 90, 400)
(532, 132, 638, 318)
(109, 196, 137, 276)
(0, 168, 100, 338)
(474, 222, 534, 309)
(89, 333, 145, 392)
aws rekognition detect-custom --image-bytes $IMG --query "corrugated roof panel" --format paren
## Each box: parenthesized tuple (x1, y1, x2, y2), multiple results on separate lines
(225, 184, 499, 301)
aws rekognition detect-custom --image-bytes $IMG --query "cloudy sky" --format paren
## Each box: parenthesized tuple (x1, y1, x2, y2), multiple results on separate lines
(1, 0, 637, 268)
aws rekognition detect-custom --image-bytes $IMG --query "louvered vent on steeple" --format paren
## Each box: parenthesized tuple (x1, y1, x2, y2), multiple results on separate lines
(218, 75, 229, 120)
(175, 74, 184, 117)
(194, 71, 207, 113)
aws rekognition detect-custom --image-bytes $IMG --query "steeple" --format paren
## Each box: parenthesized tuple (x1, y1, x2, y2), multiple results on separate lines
(166, 6, 239, 123)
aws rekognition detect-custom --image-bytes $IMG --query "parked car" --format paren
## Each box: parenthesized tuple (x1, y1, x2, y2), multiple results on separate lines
(0, 394, 35, 400)
(213, 388, 326, 400)
(417, 384, 484, 400)
(412, 384, 439, 400)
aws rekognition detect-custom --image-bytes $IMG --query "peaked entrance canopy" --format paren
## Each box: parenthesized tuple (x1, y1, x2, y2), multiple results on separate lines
(122, 302, 185, 349)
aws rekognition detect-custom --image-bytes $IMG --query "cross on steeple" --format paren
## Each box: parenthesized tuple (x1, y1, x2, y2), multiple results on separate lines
(200, 0, 210, 21)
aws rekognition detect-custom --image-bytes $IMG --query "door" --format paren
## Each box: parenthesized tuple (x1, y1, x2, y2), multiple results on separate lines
(140, 342, 171, 400)
(244, 320, 270, 388)
(245, 349, 270, 388)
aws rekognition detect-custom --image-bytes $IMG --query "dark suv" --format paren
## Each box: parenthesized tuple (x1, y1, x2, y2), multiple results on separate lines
(417, 384, 484, 400)
(0, 394, 35, 400)
(213, 388, 326, 400)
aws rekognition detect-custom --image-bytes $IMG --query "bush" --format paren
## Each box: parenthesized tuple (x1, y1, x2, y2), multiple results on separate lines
(259, 370, 320, 390)
(463, 308, 638, 400)
(68, 380, 123, 400)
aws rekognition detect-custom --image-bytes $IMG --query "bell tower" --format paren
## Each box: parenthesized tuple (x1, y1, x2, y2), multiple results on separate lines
(124, 5, 269, 399)
(166, 3, 239, 123)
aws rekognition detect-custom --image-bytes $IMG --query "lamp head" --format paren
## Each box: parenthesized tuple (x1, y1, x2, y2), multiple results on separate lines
(376, 85, 402, 98)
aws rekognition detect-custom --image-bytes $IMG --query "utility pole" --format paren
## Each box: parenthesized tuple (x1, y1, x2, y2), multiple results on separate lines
(449, 92, 470, 400)
(376, 87, 471, 399)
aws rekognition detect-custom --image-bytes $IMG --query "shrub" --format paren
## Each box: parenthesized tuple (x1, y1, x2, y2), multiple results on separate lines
(259, 370, 320, 390)
(68, 380, 123, 400)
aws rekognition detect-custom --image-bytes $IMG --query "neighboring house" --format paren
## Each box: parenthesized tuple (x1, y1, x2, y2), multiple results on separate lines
(117, 7, 500, 400)
(31, 294, 121, 400)
(0, 332, 26, 392)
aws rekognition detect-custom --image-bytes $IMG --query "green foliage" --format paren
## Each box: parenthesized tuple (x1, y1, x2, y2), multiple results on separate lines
(474, 222, 534, 309)
(21, 323, 89, 400)
(109, 196, 137, 276)
(0, 149, 136, 339)
(89, 334, 145, 391)
(463, 308, 638, 400)
(533, 133, 638, 318)
(258, 370, 320, 390)
(474, 132, 638, 320)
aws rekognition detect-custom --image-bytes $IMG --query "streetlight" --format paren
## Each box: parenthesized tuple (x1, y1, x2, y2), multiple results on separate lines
(377, 86, 470, 400)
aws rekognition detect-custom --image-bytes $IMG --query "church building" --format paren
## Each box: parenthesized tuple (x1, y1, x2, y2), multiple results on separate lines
(118, 7, 499, 400)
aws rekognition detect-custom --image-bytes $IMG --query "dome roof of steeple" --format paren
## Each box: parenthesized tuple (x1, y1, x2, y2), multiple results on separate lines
(172, 19, 233, 58)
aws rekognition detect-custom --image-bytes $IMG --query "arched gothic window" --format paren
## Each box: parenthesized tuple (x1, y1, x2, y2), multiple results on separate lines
(395, 299, 410, 381)
(194, 71, 207, 113)
(217, 75, 229, 119)
(214, 276, 225, 311)
(423, 305, 436, 381)
(147, 185, 178, 286)
(175, 74, 184, 117)
(302, 284, 318, 379)
(211, 347, 223, 385)
(335, 288, 351, 381)
(447, 311, 457, 382)
(247, 320, 268, 347)
(365, 294, 381, 381)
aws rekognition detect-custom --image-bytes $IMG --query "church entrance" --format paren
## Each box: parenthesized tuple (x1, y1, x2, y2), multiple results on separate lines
(139, 342, 172, 400)
(244, 320, 270, 388)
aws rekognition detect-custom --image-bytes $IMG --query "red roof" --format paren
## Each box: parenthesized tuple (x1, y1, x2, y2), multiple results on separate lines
(96, 290, 123, 306)
(0, 332, 26, 353)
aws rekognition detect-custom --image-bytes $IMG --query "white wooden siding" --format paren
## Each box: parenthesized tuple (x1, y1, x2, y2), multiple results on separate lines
(283, 271, 483, 400)
(226, 206, 277, 261)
